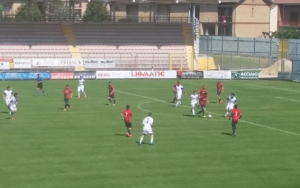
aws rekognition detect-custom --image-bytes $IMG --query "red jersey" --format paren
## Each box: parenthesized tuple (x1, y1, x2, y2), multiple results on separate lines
(231, 108, 241, 122)
(199, 88, 206, 97)
(63, 88, 72, 99)
(122, 109, 132, 123)
(200, 95, 208, 105)
(216, 82, 223, 92)
(109, 84, 114, 95)
(173, 83, 177, 92)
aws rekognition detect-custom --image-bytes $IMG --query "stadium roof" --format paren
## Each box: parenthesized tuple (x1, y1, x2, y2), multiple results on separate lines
(273, 0, 300, 4)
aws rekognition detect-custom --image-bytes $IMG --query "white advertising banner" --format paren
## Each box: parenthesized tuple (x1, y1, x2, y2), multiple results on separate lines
(84, 59, 115, 68)
(203, 71, 231, 79)
(96, 71, 124, 79)
(32, 59, 58, 66)
(96, 71, 177, 79)
(0, 62, 10, 70)
(13, 59, 32, 68)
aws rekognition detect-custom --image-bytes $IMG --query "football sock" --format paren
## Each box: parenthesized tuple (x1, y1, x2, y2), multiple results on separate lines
(202, 110, 205, 116)
(108, 99, 112, 103)
(150, 137, 154, 144)
(173, 97, 176, 103)
(128, 129, 131, 135)
(78, 92, 80, 97)
(232, 124, 236, 135)
(36, 90, 38, 95)
(139, 137, 143, 144)
(192, 109, 195, 115)
(113, 100, 115, 104)
(64, 104, 67, 109)
(41, 90, 45, 93)
(225, 112, 229, 116)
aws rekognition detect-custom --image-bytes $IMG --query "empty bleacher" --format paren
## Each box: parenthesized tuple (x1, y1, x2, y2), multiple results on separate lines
(0, 23, 190, 70)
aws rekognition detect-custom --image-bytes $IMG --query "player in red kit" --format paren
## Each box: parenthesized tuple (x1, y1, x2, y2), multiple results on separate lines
(198, 92, 208, 117)
(62, 85, 72, 111)
(121, 105, 133, 137)
(108, 82, 115, 106)
(229, 104, 242, 136)
(172, 81, 179, 103)
(199, 85, 206, 97)
(216, 80, 224, 104)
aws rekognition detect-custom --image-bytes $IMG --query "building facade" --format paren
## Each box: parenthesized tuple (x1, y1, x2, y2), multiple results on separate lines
(274, 0, 300, 29)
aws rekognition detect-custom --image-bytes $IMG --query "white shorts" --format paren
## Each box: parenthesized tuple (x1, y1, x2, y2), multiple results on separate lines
(191, 102, 198, 109)
(142, 128, 153, 135)
(10, 104, 17, 112)
(176, 94, 182, 100)
(226, 103, 234, 111)
(77, 85, 84, 92)
(5, 99, 11, 106)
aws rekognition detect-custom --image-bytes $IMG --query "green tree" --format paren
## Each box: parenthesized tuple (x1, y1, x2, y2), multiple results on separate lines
(83, 2, 110, 23)
(271, 28, 300, 39)
(15, 3, 44, 22)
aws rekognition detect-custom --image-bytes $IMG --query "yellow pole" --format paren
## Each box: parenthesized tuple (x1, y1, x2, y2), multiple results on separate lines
(169, 53, 172, 70)
(180, 53, 182, 71)
(191, 52, 194, 70)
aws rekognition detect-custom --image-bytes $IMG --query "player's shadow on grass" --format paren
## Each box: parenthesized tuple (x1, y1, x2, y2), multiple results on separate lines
(5, 117, 11, 120)
(135, 141, 148, 145)
(183, 114, 196, 117)
(210, 102, 218, 104)
(1, 111, 8, 114)
(57, 108, 64, 110)
(221, 132, 233, 136)
(114, 133, 127, 137)
(103, 103, 111, 105)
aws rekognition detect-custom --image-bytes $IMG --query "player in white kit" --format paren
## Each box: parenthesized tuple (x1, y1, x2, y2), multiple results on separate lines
(139, 113, 154, 145)
(190, 90, 199, 116)
(9, 93, 18, 120)
(77, 76, 86, 98)
(175, 81, 187, 107)
(3, 86, 13, 113)
(225, 93, 237, 117)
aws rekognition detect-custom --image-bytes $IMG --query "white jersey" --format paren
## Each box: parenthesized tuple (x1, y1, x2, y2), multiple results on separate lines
(10, 96, 17, 105)
(190, 94, 199, 104)
(176, 85, 184, 95)
(142, 116, 154, 130)
(227, 96, 237, 104)
(78, 79, 85, 86)
(3, 90, 13, 99)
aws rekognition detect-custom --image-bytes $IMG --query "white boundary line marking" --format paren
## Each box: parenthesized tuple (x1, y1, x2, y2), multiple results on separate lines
(117, 90, 300, 136)
(276, 97, 300, 103)
(247, 84, 300, 93)
(137, 101, 228, 122)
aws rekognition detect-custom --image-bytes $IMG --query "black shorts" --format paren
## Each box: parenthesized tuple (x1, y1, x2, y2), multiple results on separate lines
(108, 94, 115, 98)
(217, 92, 221, 96)
(124, 121, 132, 128)
(64, 98, 69, 103)
(37, 83, 43, 89)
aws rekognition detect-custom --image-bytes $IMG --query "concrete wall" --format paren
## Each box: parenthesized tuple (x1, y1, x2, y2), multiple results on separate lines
(270, 5, 278, 33)
(199, 4, 218, 23)
(138, 4, 151, 22)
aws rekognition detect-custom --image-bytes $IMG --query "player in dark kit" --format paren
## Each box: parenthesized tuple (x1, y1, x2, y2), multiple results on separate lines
(36, 74, 46, 96)
(216, 80, 224, 104)
(199, 85, 206, 98)
(198, 92, 208, 117)
(229, 104, 242, 137)
(108, 82, 115, 106)
(62, 85, 72, 111)
(172, 81, 180, 103)
(121, 105, 133, 137)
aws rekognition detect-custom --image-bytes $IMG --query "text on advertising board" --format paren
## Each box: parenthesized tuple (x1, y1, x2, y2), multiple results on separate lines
(51, 72, 74, 80)
(131, 71, 164, 77)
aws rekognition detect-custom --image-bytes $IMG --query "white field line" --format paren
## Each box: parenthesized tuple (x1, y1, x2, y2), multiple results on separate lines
(247, 84, 300, 93)
(117, 90, 300, 136)
(137, 101, 228, 123)
(275, 97, 300, 103)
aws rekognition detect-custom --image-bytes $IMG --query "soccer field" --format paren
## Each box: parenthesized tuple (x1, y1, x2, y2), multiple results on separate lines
(0, 79, 299, 188)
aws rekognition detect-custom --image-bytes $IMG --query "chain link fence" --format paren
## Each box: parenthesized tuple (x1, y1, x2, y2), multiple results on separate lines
(199, 36, 280, 70)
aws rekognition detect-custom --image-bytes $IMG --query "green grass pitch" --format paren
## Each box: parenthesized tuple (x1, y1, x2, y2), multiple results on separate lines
(0, 79, 299, 188)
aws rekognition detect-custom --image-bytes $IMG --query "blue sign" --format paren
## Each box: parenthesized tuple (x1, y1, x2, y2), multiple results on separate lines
(2, 72, 51, 80)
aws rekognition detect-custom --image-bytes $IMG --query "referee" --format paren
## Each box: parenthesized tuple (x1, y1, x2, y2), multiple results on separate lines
(36, 74, 46, 96)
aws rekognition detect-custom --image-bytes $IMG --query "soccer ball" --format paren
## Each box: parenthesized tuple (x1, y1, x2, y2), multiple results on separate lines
(208, 114, 212, 118)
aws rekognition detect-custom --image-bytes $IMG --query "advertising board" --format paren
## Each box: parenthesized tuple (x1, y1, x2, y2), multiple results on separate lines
(74, 72, 96, 79)
(177, 71, 203, 79)
(51, 72, 74, 80)
(83, 59, 115, 68)
(231, 71, 259, 79)
(203, 71, 231, 79)
(13, 59, 32, 68)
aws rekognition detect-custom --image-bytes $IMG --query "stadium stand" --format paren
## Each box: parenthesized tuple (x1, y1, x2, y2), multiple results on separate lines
(0, 23, 191, 70)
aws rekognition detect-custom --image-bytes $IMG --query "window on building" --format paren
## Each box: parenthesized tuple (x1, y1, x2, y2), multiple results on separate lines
(218, 7, 233, 23)
(202, 24, 215, 36)
(290, 11, 299, 22)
